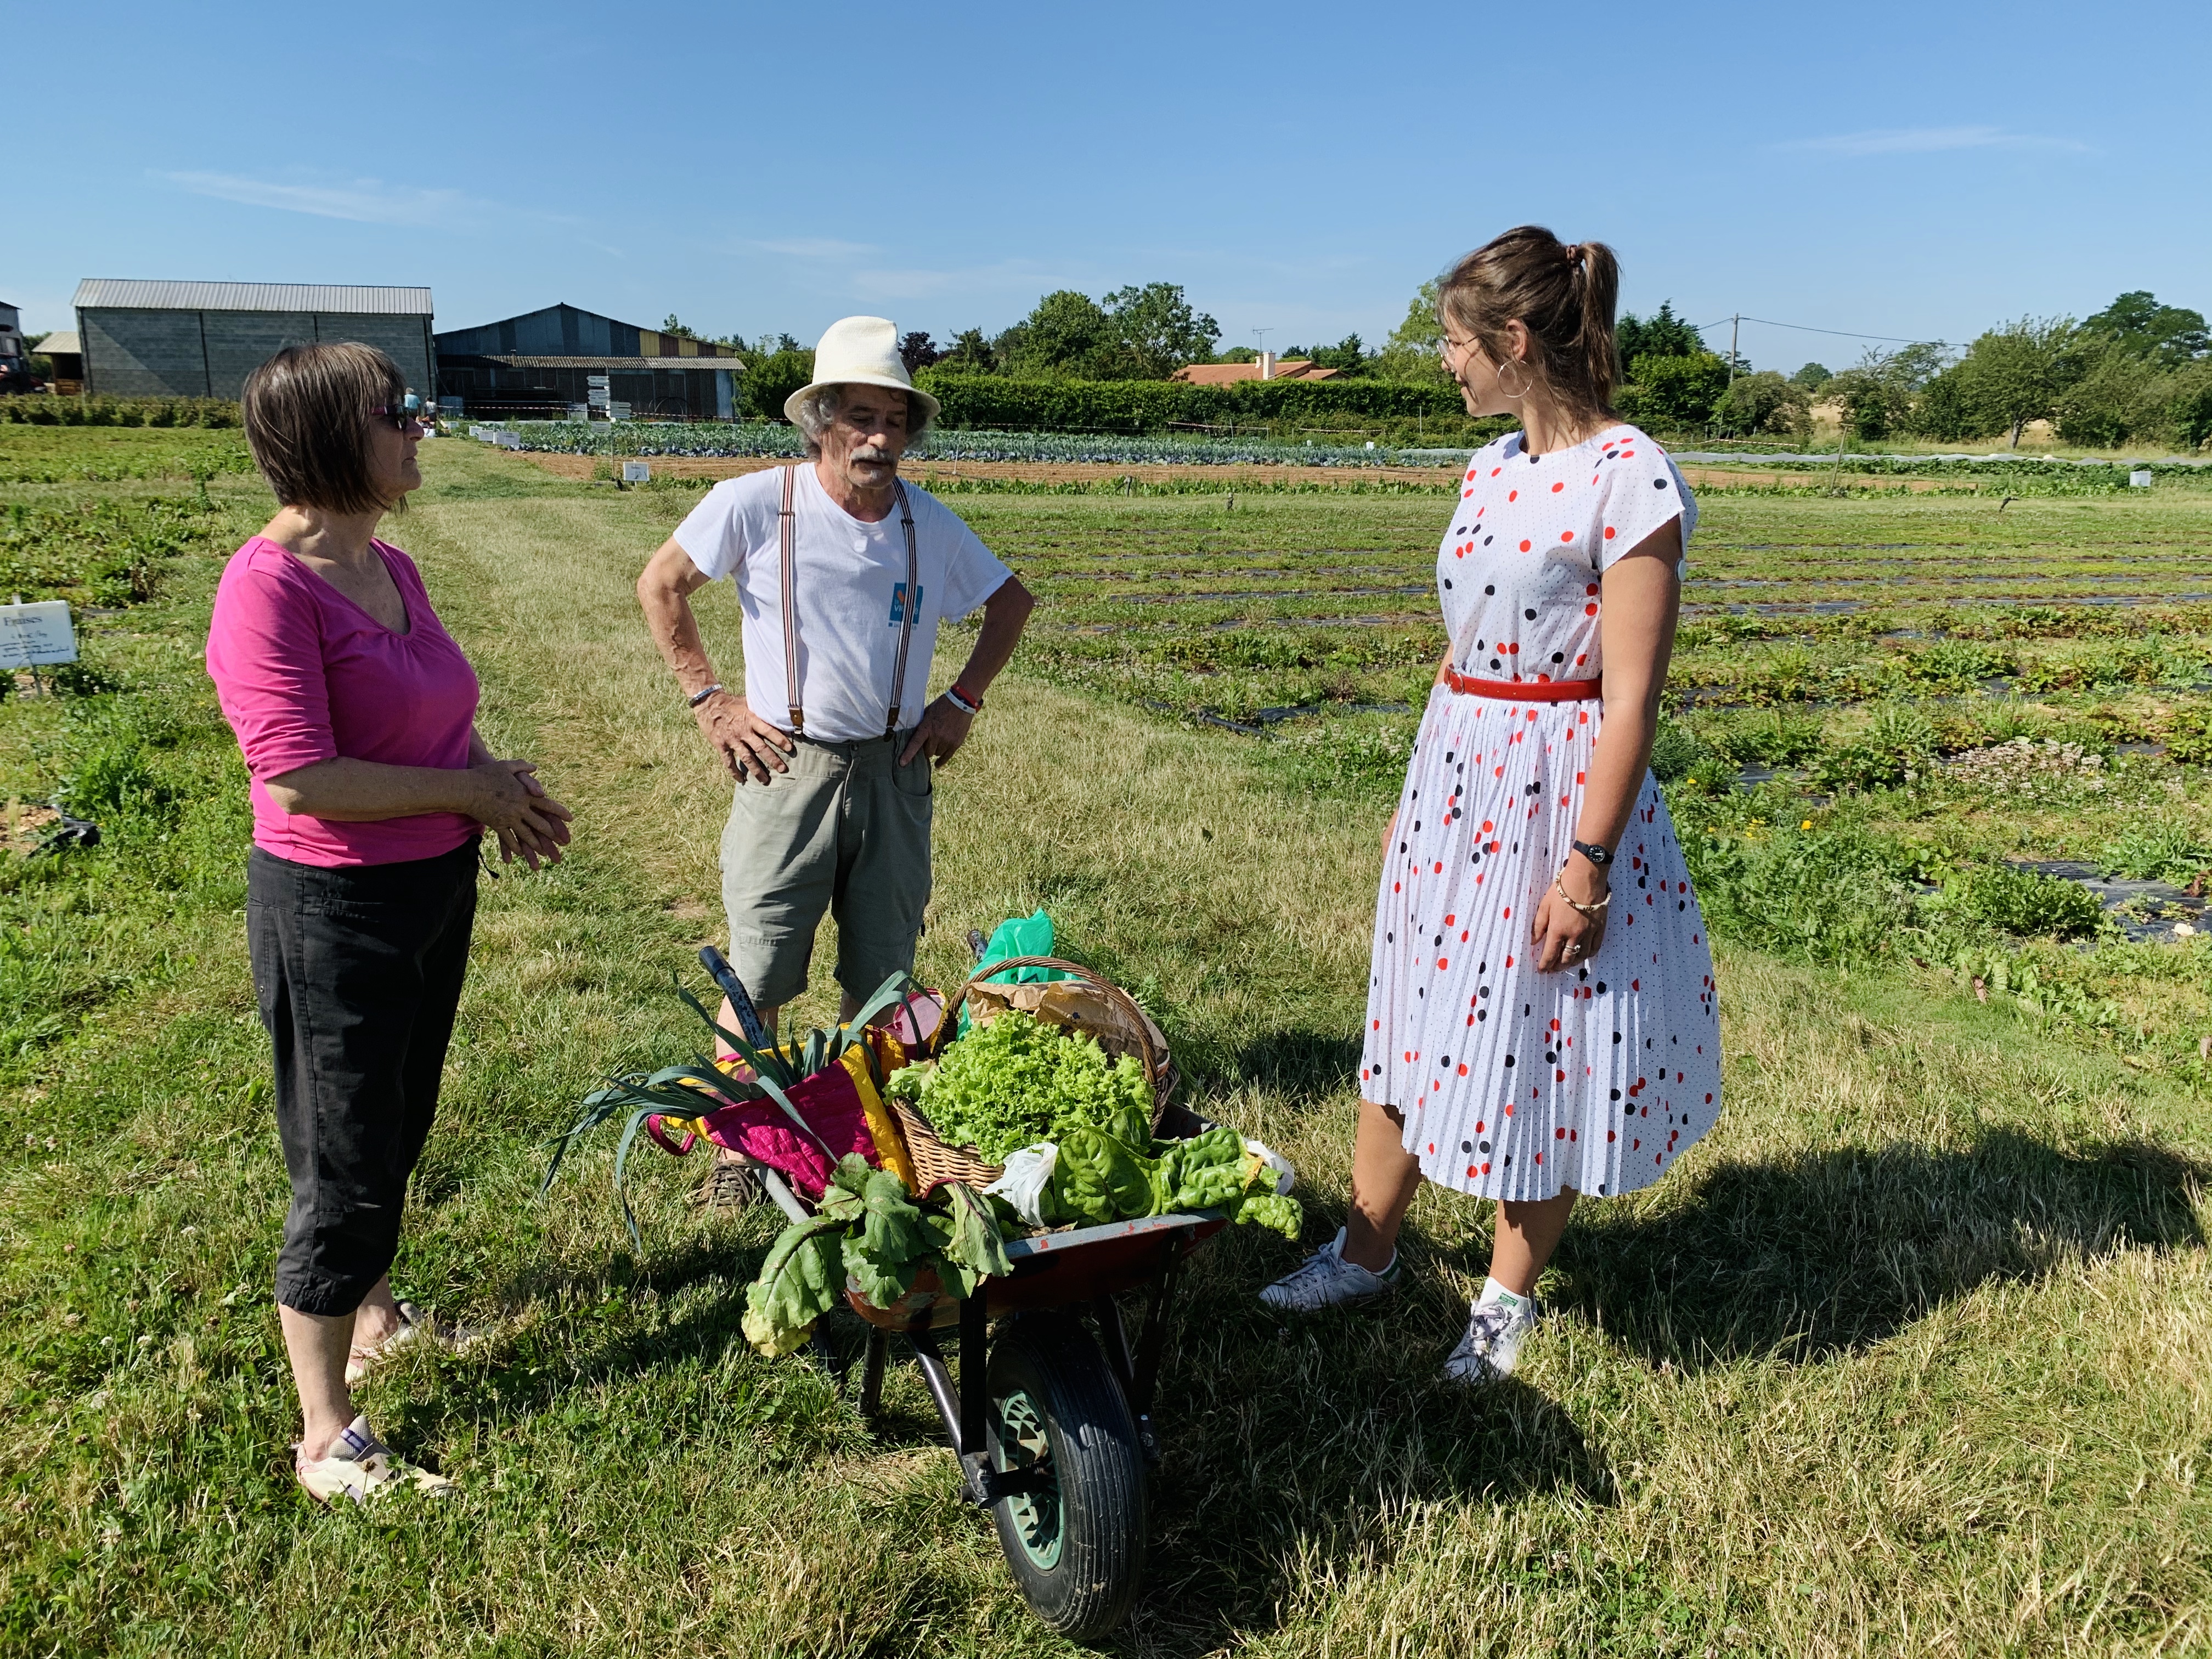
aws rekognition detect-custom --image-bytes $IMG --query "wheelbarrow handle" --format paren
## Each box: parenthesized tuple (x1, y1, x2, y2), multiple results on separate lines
(697, 946, 773, 1048)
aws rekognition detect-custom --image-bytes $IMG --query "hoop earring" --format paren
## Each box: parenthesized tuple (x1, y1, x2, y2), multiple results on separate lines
(1497, 360, 1531, 401)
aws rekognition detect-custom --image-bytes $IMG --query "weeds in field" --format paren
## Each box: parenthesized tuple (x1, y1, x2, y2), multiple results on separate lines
(1812, 705, 1937, 794)
(2099, 823, 2212, 884)
(1929, 864, 2108, 939)
(1940, 737, 2113, 800)
(0, 496, 218, 603)
(1683, 813, 1921, 962)
(1703, 708, 1825, 765)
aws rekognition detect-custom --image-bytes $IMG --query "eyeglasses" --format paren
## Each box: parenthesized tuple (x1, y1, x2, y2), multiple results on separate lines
(369, 393, 426, 431)
(1436, 333, 1478, 363)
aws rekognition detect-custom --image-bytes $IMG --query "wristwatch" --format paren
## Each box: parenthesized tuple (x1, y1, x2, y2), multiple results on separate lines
(1571, 839, 1614, 869)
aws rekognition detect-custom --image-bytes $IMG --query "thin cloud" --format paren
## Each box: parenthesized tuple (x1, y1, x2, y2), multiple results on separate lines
(750, 237, 877, 258)
(160, 171, 482, 225)
(1788, 125, 2090, 156)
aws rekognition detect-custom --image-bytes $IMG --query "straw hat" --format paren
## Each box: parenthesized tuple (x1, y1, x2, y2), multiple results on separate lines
(783, 315, 940, 425)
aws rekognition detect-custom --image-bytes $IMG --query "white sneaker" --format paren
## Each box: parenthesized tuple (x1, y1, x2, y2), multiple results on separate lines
(293, 1416, 456, 1505)
(1442, 1295, 1537, 1386)
(1257, 1227, 1400, 1313)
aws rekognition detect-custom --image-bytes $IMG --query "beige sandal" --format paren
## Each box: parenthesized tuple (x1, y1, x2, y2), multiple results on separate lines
(294, 1416, 455, 1505)
(345, 1300, 478, 1386)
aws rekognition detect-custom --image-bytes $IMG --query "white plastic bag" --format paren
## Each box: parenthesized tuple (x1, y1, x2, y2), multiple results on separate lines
(982, 1143, 1058, 1227)
(1243, 1137, 1295, 1197)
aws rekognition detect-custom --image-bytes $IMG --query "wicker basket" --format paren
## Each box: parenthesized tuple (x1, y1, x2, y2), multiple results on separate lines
(893, 956, 1175, 1192)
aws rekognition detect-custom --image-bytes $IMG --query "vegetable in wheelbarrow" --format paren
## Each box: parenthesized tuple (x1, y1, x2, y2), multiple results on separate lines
(884, 1009, 1152, 1163)
(1044, 1124, 1302, 1239)
(744, 1155, 1013, 1357)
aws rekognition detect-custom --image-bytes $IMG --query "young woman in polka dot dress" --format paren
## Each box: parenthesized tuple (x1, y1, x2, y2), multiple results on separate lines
(1260, 227, 1722, 1385)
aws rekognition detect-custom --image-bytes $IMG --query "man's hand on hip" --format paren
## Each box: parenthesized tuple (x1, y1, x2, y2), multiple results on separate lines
(697, 693, 795, 783)
(899, 697, 976, 768)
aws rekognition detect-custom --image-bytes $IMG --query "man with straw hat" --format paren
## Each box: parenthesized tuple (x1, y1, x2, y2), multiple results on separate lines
(637, 317, 1034, 1142)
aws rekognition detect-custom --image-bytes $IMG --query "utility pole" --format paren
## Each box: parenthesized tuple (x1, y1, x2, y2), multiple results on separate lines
(1727, 313, 1740, 389)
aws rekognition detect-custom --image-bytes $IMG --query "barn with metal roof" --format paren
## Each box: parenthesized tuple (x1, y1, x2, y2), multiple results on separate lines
(433, 303, 743, 420)
(71, 279, 435, 399)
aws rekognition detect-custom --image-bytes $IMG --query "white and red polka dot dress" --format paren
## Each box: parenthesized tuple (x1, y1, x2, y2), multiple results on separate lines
(1358, 424, 1721, 1201)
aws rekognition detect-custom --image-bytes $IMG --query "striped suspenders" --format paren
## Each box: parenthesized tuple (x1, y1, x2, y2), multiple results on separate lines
(778, 465, 920, 741)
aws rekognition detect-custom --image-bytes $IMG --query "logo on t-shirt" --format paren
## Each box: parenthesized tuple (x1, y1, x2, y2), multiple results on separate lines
(889, 582, 923, 625)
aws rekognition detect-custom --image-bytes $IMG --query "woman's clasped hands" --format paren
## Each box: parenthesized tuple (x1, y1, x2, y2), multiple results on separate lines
(469, 758, 573, 870)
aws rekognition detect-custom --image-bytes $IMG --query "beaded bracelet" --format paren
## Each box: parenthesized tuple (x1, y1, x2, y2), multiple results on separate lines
(1554, 877, 1611, 921)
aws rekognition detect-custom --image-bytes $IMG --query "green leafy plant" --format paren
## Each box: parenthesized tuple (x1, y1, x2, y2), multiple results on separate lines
(1932, 865, 2104, 939)
(1951, 947, 2120, 1031)
(48, 662, 122, 698)
(740, 1156, 1013, 1357)
(1649, 719, 1702, 783)
(883, 1009, 1153, 1163)
(1040, 1122, 1299, 1238)
(1813, 706, 1936, 794)
(53, 740, 164, 819)
(1708, 709, 1824, 766)
(1907, 641, 2016, 694)
(1682, 820, 1920, 964)
(0, 394, 242, 428)
(2163, 712, 2212, 767)
(2098, 824, 2212, 884)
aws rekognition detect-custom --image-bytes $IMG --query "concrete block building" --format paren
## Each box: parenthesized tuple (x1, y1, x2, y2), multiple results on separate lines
(71, 280, 435, 399)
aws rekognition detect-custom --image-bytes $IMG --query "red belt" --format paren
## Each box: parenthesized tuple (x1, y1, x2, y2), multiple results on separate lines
(1443, 667, 1603, 702)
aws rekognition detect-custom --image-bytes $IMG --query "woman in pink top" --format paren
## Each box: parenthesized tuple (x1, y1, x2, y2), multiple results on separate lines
(207, 343, 573, 1505)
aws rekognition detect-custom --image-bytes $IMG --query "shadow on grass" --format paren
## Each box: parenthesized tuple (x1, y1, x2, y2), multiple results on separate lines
(1233, 1026, 1362, 1098)
(1107, 1127, 2207, 1654)
(1551, 1130, 2209, 1369)
(1116, 1217, 1612, 1657)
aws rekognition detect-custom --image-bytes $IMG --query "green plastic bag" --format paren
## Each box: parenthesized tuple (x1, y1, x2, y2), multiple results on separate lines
(960, 910, 1070, 1035)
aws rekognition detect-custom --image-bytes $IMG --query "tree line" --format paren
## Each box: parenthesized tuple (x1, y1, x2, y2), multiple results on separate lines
(658, 282, 2212, 450)
(1600, 292, 2211, 451)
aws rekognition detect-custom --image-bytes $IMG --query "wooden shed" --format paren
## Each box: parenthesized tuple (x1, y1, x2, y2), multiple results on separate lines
(35, 330, 84, 394)
(71, 280, 436, 399)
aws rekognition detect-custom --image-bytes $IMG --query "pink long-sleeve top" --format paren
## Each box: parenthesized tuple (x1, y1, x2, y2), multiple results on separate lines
(206, 536, 481, 867)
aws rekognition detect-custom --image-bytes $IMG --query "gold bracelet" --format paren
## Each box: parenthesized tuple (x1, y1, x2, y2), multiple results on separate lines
(1554, 877, 1611, 921)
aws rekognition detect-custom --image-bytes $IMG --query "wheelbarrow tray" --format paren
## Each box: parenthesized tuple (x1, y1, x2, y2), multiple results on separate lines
(993, 1210, 1228, 1313)
(843, 1208, 1228, 1330)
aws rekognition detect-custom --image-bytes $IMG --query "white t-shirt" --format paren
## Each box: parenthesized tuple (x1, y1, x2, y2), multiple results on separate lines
(674, 465, 1014, 742)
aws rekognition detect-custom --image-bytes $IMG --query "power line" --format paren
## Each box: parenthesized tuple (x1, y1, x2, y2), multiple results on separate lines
(1690, 314, 1955, 348)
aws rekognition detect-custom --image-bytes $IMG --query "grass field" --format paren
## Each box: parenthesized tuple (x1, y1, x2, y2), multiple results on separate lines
(2, 433, 2209, 1656)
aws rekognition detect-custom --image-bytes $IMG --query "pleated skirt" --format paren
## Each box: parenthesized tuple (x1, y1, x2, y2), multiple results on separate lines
(1358, 684, 1722, 1200)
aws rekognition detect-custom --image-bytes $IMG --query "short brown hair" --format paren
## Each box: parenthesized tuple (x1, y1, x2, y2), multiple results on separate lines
(1437, 227, 1622, 420)
(242, 342, 407, 514)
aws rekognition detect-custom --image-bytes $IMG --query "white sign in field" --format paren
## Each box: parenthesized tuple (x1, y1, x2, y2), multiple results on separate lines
(622, 461, 651, 483)
(0, 600, 78, 668)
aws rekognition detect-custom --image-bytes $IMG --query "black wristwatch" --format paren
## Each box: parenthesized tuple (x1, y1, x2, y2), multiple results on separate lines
(1571, 839, 1614, 870)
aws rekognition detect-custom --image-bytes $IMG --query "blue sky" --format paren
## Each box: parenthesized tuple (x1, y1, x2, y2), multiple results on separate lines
(14, 0, 2209, 374)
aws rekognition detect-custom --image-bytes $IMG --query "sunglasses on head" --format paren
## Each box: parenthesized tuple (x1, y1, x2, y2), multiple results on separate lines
(369, 392, 425, 431)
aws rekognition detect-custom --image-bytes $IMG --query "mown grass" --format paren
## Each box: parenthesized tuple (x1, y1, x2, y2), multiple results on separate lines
(2, 435, 2209, 1656)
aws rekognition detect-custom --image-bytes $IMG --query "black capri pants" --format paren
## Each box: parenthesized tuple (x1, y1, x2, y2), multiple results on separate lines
(247, 841, 478, 1317)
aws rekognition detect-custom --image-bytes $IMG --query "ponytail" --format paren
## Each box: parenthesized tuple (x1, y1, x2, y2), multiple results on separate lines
(1437, 227, 1621, 420)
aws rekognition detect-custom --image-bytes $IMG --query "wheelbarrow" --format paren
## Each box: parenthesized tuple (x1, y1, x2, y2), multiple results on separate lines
(746, 1100, 1227, 1641)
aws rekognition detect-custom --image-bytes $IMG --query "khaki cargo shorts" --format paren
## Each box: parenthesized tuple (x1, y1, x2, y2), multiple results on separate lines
(719, 730, 933, 1008)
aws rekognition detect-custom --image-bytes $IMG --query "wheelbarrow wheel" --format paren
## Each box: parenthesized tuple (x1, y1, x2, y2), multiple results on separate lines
(984, 1312, 1146, 1639)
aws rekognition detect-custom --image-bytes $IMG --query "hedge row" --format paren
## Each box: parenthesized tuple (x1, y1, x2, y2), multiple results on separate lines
(910, 371, 1466, 432)
(0, 396, 243, 428)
